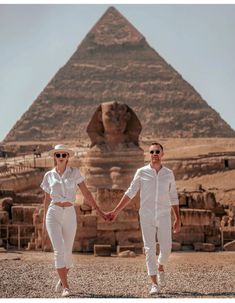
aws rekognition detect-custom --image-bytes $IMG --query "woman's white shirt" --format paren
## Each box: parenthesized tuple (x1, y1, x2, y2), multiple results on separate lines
(40, 167, 85, 204)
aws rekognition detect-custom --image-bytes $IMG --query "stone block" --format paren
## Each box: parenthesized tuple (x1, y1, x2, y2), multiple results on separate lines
(188, 194, 205, 209)
(96, 188, 139, 212)
(118, 250, 136, 258)
(181, 245, 194, 251)
(204, 225, 217, 237)
(115, 230, 142, 246)
(0, 197, 13, 211)
(180, 209, 214, 226)
(77, 214, 97, 228)
(193, 242, 203, 251)
(205, 235, 221, 246)
(213, 205, 226, 216)
(116, 245, 135, 254)
(96, 231, 116, 248)
(195, 184, 204, 191)
(75, 226, 97, 240)
(172, 241, 181, 251)
(202, 243, 215, 252)
(173, 226, 204, 245)
(132, 242, 144, 254)
(97, 221, 140, 231)
(94, 244, 111, 256)
(204, 192, 217, 210)
(97, 209, 139, 223)
(179, 194, 187, 206)
(224, 240, 235, 251)
(11, 206, 37, 224)
(73, 240, 83, 252)
(23, 206, 37, 224)
(117, 209, 139, 222)
(12, 206, 24, 223)
(73, 238, 96, 252)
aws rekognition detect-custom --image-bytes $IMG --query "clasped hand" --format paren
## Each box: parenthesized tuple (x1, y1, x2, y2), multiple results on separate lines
(97, 209, 118, 221)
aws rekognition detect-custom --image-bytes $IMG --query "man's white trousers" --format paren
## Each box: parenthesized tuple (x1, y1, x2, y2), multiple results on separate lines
(140, 213, 172, 276)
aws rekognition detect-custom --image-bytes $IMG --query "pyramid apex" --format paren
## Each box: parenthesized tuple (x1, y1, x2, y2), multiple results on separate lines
(106, 6, 118, 12)
(86, 6, 144, 46)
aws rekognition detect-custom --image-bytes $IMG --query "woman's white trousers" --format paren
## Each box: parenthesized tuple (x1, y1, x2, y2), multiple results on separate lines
(46, 205, 77, 269)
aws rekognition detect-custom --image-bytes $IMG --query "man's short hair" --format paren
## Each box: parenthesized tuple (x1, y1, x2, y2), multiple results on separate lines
(150, 142, 164, 151)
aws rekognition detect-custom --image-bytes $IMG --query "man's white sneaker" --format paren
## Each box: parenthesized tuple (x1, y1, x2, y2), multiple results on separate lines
(55, 280, 62, 293)
(61, 288, 71, 297)
(157, 270, 166, 287)
(149, 284, 160, 295)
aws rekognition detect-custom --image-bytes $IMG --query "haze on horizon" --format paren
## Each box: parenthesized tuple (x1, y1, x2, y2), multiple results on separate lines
(1, 4, 235, 142)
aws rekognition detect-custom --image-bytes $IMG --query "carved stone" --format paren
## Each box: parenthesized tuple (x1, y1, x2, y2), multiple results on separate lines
(87, 101, 142, 150)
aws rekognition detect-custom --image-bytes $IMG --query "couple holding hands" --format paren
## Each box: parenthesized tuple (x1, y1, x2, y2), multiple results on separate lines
(40, 143, 181, 297)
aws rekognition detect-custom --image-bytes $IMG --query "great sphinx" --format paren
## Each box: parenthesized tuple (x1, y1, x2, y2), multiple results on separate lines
(87, 101, 142, 150)
(80, 101, 144, 251)
(84, 101, 144, 190)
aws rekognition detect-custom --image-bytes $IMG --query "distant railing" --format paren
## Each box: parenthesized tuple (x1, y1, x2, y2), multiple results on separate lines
(0, 149, 86, 176)
(0, 152, 44, 177)
(0, 162, 35, 178)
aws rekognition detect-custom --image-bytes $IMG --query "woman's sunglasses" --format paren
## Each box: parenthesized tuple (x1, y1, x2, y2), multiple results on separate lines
(150, 150, 161, 155)
(55, 153, 68, 158)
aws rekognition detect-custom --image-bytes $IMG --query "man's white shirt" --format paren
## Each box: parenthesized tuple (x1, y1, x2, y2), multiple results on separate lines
(125, 164, 179, 220)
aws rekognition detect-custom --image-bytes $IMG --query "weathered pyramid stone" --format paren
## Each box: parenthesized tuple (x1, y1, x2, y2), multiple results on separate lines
(4, 6, 235, 143)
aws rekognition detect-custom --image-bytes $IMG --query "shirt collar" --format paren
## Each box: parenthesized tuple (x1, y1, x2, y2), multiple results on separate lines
(52, 166, 71, 177)
(148, 163, 165, 173)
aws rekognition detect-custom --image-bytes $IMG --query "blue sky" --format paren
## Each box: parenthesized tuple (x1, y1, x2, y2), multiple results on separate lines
(1, 4, 235, 141)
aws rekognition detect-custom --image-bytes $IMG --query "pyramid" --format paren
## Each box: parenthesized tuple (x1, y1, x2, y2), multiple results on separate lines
(4, 6, 235, 143)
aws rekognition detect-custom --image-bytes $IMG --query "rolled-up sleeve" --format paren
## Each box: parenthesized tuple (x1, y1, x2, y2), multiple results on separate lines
(169, 172, 179, 205)
(75, 168, 85, 185)
(40, 174, 50, 194)
(125, 169, 141, 199)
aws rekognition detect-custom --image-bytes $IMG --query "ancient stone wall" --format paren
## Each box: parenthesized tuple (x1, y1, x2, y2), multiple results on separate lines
(0, 170, 45, 192)
(163, 153, 235, 180)
(0, 189, 229, 252)
(171, 191, 225, 251)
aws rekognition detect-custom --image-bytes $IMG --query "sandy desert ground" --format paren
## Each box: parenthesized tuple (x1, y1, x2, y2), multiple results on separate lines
(0, 250, 234, 298)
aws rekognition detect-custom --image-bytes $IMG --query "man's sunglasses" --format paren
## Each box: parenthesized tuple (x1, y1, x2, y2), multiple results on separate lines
(55, 153, 68, 158)
(150, 150, 161, 155)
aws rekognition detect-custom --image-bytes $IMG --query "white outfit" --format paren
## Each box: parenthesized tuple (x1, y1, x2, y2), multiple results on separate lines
(40, 167, 85, 269)
(125, 164, 179, 275)
(40, 167, 85, 204)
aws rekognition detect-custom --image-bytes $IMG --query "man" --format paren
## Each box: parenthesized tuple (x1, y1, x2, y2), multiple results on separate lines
(106, 142, 181, 295)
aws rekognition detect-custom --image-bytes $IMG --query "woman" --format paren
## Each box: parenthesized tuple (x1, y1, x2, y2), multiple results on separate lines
(40, 144, 106, 297)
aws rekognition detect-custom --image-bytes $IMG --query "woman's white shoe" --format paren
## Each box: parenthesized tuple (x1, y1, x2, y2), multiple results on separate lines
(55, 280, 62, 293)
(61, 288, 71, 297)
(149, 284, 160, 295)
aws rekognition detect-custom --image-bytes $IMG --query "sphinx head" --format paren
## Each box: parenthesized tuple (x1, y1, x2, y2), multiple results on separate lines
(101, 101, 131, 135)
(87, 101, 142, 148)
